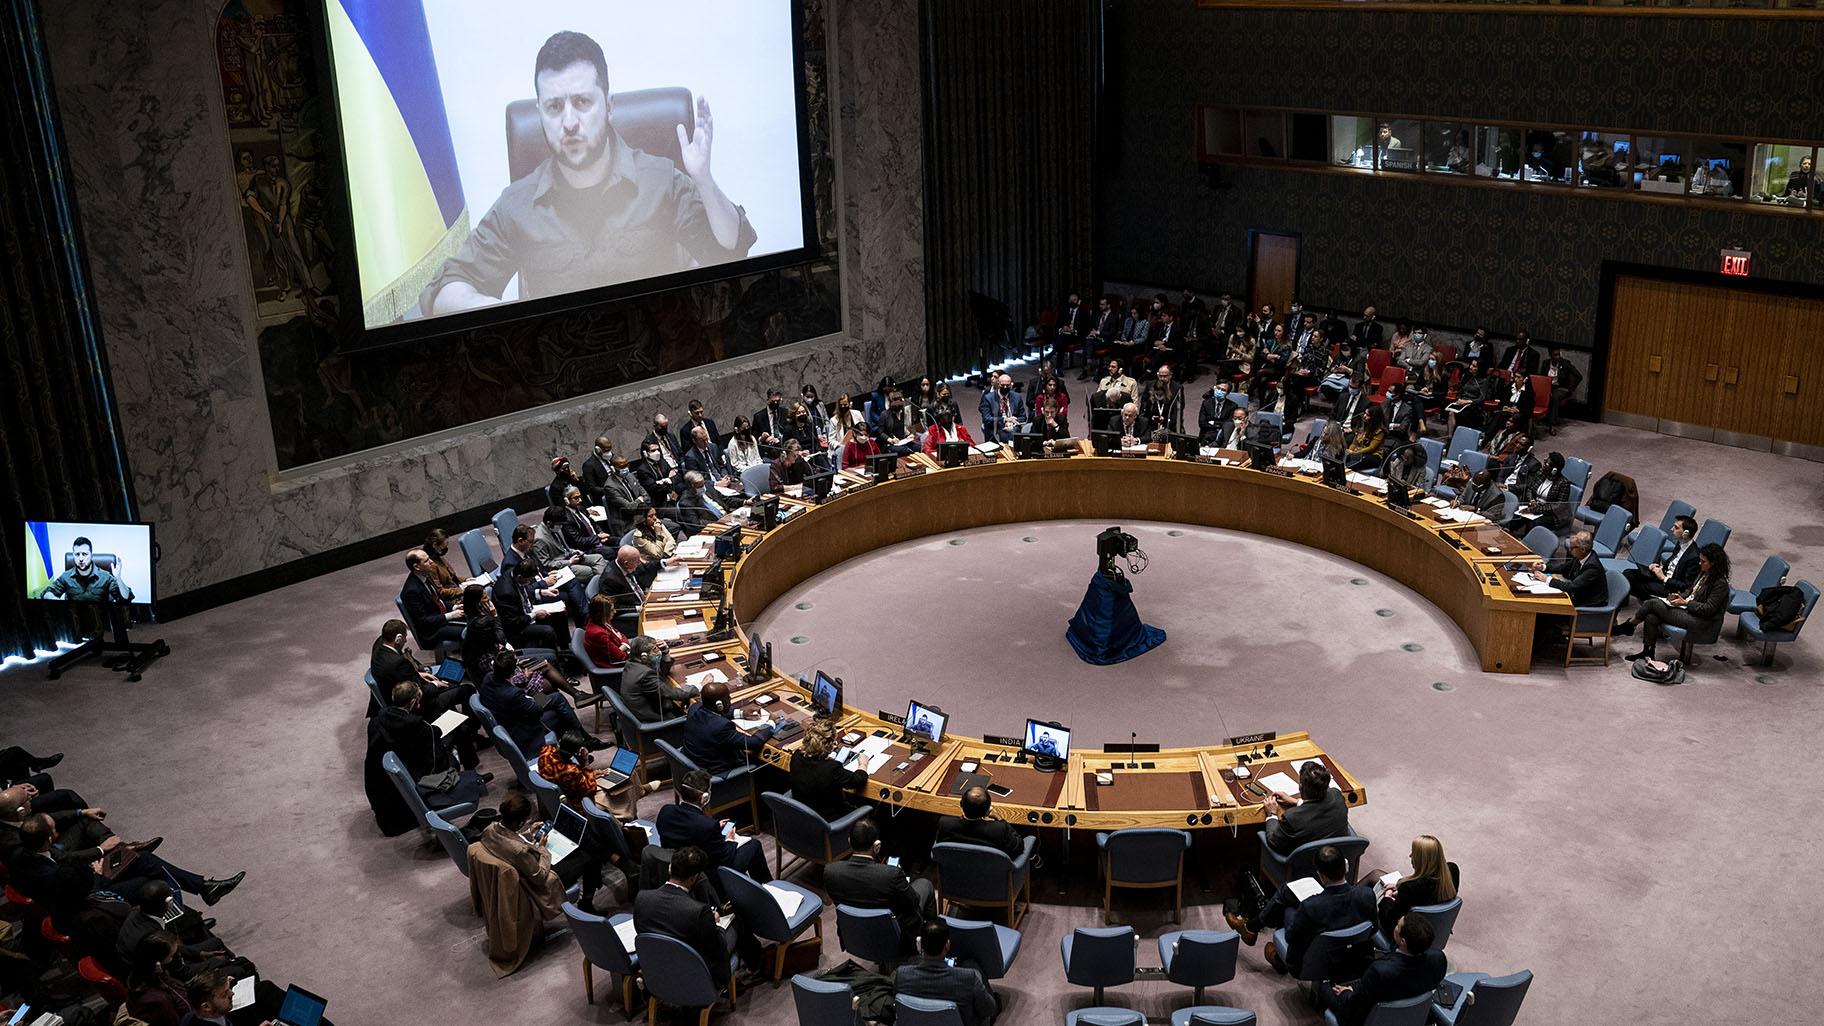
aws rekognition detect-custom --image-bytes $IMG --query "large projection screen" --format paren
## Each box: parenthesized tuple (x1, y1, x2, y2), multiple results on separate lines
(320, 0, 813, 337)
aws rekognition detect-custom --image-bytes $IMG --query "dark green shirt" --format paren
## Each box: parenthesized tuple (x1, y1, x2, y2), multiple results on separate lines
(41, 567, 131, 603)
(422, 128, 757, 309)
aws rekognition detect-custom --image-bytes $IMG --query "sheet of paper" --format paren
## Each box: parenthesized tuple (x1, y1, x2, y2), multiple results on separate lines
(1422, 497, 1450, 508)
(973, 442, 1002, 455)
(587, 505, 608, 521)
(460, 572, 493, 588)
(863, 752, 892, 775)
(1287, 877, 1324, 902)
(685, 669, 728, 688)
(1257, 771, 1301, 795)
(785, 484, 805, 498)
(1199, 446, 1222, 457)
(547, 566, 576, 589)
(765, 882, 804, 918)
(854, 734, 895, 758)
(665, 592, 702, 603)
(431, 710, 469, 737)
(231, 975, 257, 1010)
(532, 601, 566, 617)
(614, 915, 638, 952)
(716, 912, 735, 931)
(655, 566, 691, 588)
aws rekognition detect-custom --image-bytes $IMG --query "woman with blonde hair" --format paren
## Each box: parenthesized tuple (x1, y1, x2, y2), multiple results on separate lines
(1377, 833, 1460, 938)
(788, 716, 867, 820)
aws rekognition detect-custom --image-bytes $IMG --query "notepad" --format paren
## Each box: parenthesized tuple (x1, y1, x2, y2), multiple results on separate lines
(685, 669, 729, 688)
(532, 601, 566, 617)
(231, 975, 256, 1011)
(1373, 870, 1404, 899)
(431, 710, 469, 737)
(1287, 877, 1324, 902)
(648, 621, 708, 642)
(547, 566, 576, 589)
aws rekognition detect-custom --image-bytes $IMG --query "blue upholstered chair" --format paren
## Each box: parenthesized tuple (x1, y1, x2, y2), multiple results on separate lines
(1431, 969, 1533, 1026)
(1168, 1008, 1256, 1026)
(717, 866, 824, 983)
(1157, 928, 1239, 1004)
(489, 724, 538, 795)
(1271, 919, 1375, 984)
(362, 670, 387, 713)
(1443, 425, 1480, 463)
(1694, 517, 1731, 551)
(525, 767, 562, 819)
(564, 901, 639, 1014)
(1565, 570, 1628, 668)
(763, 791, 870, 879)
(1373, 894, 1463, 953)
(1418, 437, 1443, 475)
(1739, 579, 1818, 667)
(1601, 524, 1663, 576)
(1066, 1009, 1146, 1026)
(1561, 455, 1592, 493)
(1521, 526, 1559, 561)
(1096, 828, 1192, 923)
(1060, 925, 1136, 1004)
(791, 973, 860, 1026)
(1253, 411, 1284, 449)
(741, 463, 774, 497)
(1257, 833, 1369, 888)
(932, 837, 1038, 927)
(560, 630, 614, 732)
(657, 738, 760, 825)
(894, 994, 963, 1026)
(604, 688, 686, 792)
(467, 692, 499, 733)
(424, 810, 469, 877)
(1587, 504, 1632, 559)
(1498, 489, 1518, 523)
(636, 931, 737, 1022)
(835, 904, 900, 971)
(580, 796, 656, 865)
(1320, 991, 1430, 1026)
(942, 916, 1022, 980)
(456, 528, 495, 579)
(380, 750, 476, 827)
(490, 508, 519, 556)
(1641, 499, 1697, 558)
(394, 593, 457, 659)
(1730, 555, 1790, 617)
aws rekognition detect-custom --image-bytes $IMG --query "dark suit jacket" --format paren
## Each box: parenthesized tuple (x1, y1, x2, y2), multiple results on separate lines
(370, 638, 422, 689)
(1141, 382, 1185, 436)
(1334, 949, 1448, 1026)
(399, 573, 449, 643)
(1664, 542, 1702, 594)
(621, 660, 695, 723)
(1355, 319, 1384, 349)
(598, 557, 660, 606)
(1550, 552, 1608, 607)
(825, 854, 926, 950)
(579, 452, 617, 504)
(673, 491, 721, 536)
(682, 444, 731, 482)
(490, 577, 539, 641)
(643, 428, 684, 465)
(682, 703, 772, 774)
(1197, 390, 1239, 443)
(788, 756, 867, 821)
(1500, 343, 1541, 376)
(478, 673, 548, 757)
(1285, 881, 1377, 974)
(1088, 308, 1120, 339)
(1264, 787, 1352, 855)
(681, 416, 723, 449)
(655, 800, 742, 869)
(634, 457, 677, 507)
(634, 881, 732, 986)
(934, 815, 1025, 860)
(895, 958, 997, 1026)
(752, 404, 790, 441)
(596, 470, 651, 535)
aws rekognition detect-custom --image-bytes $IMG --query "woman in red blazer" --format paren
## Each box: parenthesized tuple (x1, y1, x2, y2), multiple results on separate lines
(840, 422, 880, 469)
(582, 593, 629, 667)
(922, 411, 976, 453)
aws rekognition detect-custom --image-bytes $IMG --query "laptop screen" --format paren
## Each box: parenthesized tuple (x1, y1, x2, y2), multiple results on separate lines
(608, 748, 639, 776)
(552, 803, 589, 844)
(434, 657, 465, 683)
(276, 985, 328, 1026)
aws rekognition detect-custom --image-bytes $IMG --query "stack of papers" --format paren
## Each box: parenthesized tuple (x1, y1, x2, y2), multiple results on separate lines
(675, 536, 713, 559)
(587, 505, 609, 522)
(461, 572, 493, 588)
(1420, 496, 1451, 508)
(648, 621, 709, 642)
(655, 566, 692, 589)
(1280, 458, 1322, 473)
(713, 485, 742, 499)
(532, 601, 566, 617)
(1346, 472, 1388, 493)
(1508, 571, 1560, 596)
(231, 975, 257, 1010)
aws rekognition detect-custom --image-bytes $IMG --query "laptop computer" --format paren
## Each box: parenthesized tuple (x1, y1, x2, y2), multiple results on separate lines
(545, 802, 589, 864)
(595, 747, 641, 789)
(433, 657, 466, 684)
(273, 985, 329, 1026)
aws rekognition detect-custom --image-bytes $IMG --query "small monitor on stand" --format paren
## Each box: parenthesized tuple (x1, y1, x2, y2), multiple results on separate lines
(1012, 431, 1044, 459)
(752, 494, 780, 531)
(1385, 479, 1412, 509)
(1089, 430, 1121, 456)
(1321, 455, 1348, 489)
(811, 670, 843, 718)
(904, 700, 948, 747)
(745, 631, 772, 684)
(937, 440, 968, 467)
(866, 452, 898, 483)
(1023, 719, 1071, 773)
(806, 470, 836, 503)
(714, 524, 744, 559)
(1166, 432, 1199, 460)
(1246, 444, 1275, 470)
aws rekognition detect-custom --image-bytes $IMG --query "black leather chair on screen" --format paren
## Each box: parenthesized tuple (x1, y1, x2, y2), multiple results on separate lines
(504, 87, 693, 181)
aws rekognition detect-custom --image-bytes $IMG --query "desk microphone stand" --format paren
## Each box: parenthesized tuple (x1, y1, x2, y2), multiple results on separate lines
(46, 600, 168, 683)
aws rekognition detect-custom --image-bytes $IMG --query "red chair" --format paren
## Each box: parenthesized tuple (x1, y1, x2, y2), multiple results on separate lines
(4, 883, 40, 919)
(1529, 373, 1552, 420)
(78, 957, 128, 1010)
(1366, 348, 1393, 379)
(1369, 365, 1407, 403)
(1433, 343, 1457, 365)
(41, 916, 79, 959)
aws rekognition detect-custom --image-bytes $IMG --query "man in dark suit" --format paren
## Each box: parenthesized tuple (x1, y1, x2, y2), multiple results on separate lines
(8, 813, 240, 908)
(1499, 331, 1541, 377)
(1267, 845, 1376, 975)
(1323, 912, 1447, 1026)
(1140, 364, 1186, 439)
(621, 636, 698, 722)
(1621, 514, 1700, 609)
(654, 770, 771, 883)
(681, 426, 738, 492)
(824, 818, 935, 954)
(501, 523, 590, 623)
(592, 453, 651, 537)
(895, 920, 998, 1026)
(680, 399, 722, 450)
(494, 560, 567, 649)
(369, 619, 470, 719)
(556, 486, 616, 556)
(1542, 347, 1583, 425)
(632, 845, 759, 989)
(634, 439, 679, 508)
(935, 786, 1027, 861)
(477, 651, 596, 755)
(753, 388, 790, 446)
(400, 550, 465, 647)
(1263, 761, 1352, 856)
(1355, 306, 1383, 349)
(681, 682, 773, 774)
(643, 414, 684, 470)
(673, 472, 725, 537)
(1334, 373, 1373, 434)
(1381, 383, 1423, 441)
(977, 373, 1028, 444)
(1080, 296, 1121, 377)
(1057, 291, 1088, 343)
(597, 545, 662, 609)
(1197, 383, 1241, 445)
(578, 437, 618, 506)
(1548, 531, 1608, 607)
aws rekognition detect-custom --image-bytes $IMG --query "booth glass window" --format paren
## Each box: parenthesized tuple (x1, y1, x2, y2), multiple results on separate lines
(1476, 125, 1523, 180)
(1378, 119, 1423, 171)
(1688, 140, 1748, 199)
(1579, 132, 1633, 188)
(1633, 136, 1688, 194)
(1202, 107, 1242, 159)
(1750, 143, 1814, 208)
(1244, 111, 1287, 159)
(1331, 115, 1376, 169)
(1288, 113, 1329, 162)
(1520, 129, 1577, 185)
(1424, 122, 1476, 176)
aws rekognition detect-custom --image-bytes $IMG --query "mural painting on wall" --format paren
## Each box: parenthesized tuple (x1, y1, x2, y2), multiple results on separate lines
(216, 0, 841, 471)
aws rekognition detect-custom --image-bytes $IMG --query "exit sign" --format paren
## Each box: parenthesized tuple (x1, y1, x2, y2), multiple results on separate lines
(1720, 249, 1752, 277)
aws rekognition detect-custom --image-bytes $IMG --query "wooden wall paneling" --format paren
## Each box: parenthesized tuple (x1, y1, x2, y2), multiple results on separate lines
(1603, 276, 1672, 420)
(1248, 232, 1299, 315)
(1772, 300, 1824, 448)
(1708, 285, 1765, 441)
(1654, 280, 1726, 435)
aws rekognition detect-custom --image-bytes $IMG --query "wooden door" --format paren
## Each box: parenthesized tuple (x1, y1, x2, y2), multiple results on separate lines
(1603, 276, 1676, 422)
(1248, 231, 1299, 316)
(1771, 302, 1824, 449)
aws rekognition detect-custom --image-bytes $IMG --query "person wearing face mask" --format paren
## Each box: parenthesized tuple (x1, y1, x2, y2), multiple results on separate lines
(579, 436, 619, 507)
(767, 438, 812, 494)
(922, 407, 975, 454)
(1198, 381, 1240, 445)
(633, 439, 679, 507)
(978, 372, 1028, 444)
(800, 384, 831, 437)
(876, 388, 921, 454)
(1504, 451, 1571, 536)
(780, 400, 823, 455)
(656, 768, 773, 885)
(642, 414, 684, 472)
(1413, 354, 1450, 419)
(1397, 326, 1433, 373)
(586, 451, 647, 539)
(752, 387, 788, 445)
(479, 649, 605, 757)
(620, 635, 698, 723)
(724, 415, 763, 474)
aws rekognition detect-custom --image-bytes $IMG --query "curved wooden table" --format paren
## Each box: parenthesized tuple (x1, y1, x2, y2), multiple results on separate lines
(638, 448, 1568, 831)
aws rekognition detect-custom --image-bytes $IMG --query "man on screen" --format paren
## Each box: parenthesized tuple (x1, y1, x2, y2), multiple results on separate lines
(38, 537, 132, 604)
(421, 31, 757, 315)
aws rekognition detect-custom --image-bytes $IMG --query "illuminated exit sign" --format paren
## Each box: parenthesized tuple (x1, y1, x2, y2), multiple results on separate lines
(1720, 249, 1752, 277)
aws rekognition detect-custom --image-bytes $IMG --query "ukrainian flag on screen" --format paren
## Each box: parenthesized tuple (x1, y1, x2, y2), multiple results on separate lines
(328, 0, 469, 325)
(24, 523, 52, 598)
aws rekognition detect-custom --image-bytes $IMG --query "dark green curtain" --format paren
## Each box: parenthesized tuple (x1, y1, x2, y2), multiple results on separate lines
(1, 0, 138, 659)
(921, 0, 1100, 378)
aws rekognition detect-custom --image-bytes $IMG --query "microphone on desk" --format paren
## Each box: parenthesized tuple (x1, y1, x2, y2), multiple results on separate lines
(1129, 731, 1139, 769)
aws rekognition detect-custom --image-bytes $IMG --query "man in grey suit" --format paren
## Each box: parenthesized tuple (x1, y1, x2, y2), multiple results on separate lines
(1262, 761, 1351, 855)
(620, 636, 698, 723)
(894, 920, 998, 1026)
(1452, 469, 1506, 519)
(824, 818, 935, 955)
